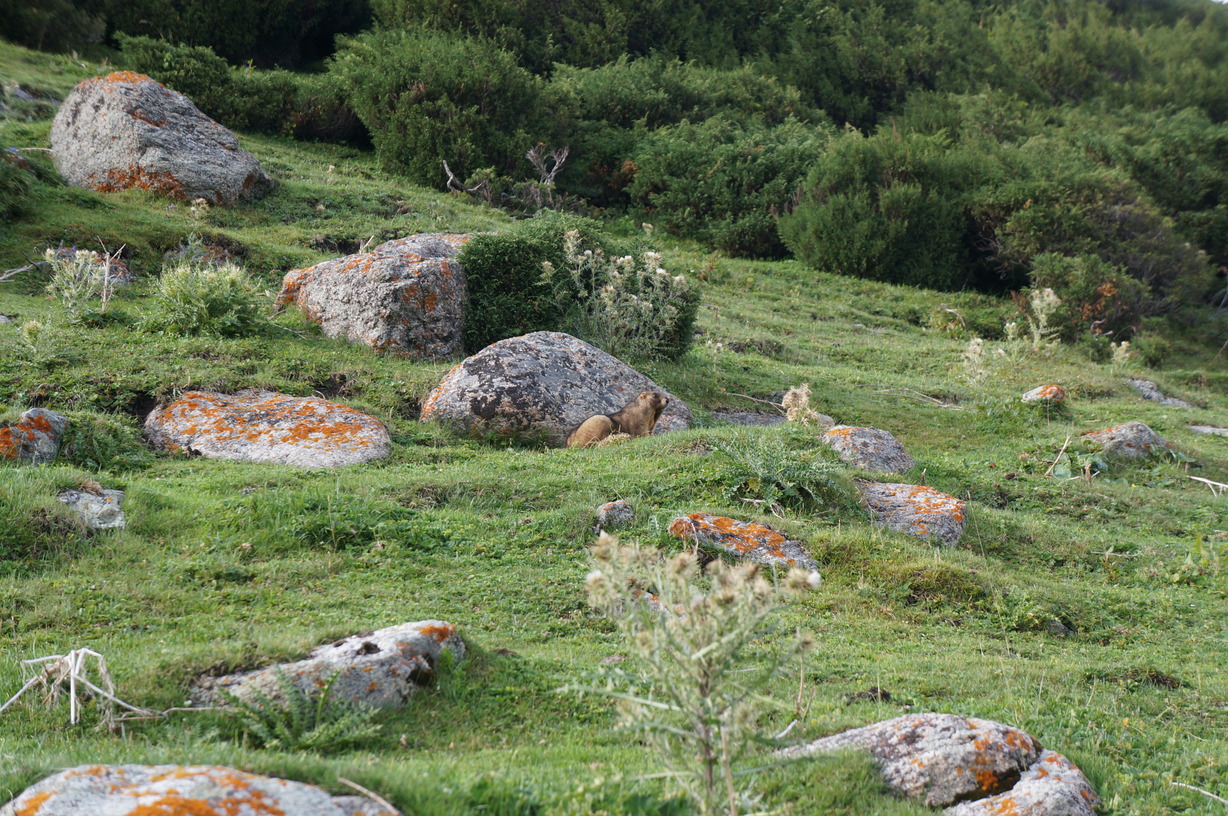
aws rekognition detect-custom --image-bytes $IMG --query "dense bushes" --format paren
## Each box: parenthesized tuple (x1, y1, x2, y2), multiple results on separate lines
(332, 29, 542, 187)
(628, 117, 828, 258)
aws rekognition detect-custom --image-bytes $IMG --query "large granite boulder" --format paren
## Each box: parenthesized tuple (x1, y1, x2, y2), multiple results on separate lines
(192, 620, 464, 710)
(1082, 421, 1169, 459)
(420, 332, 691, 446)
(50, 71, 272, 205)
(0, 765, 395, 816)
(669, 513, 817, 570)
(861, 482, 966, 546)
(0, 408, 68, 464)
(144, 390, 390, 468)
(280, 233, 470, 360)
(823, 426, 915, 474)
(779, 713, 1097, 815)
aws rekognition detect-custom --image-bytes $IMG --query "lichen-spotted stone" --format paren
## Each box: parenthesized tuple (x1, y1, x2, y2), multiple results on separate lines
(860, 482, 966, 546)
(779, 713, 1098, 815)
(823, 425, 915, 474)
(0, 765, 397, 816)
(143, 390, 390, 468)
(669, 513, 817, 570)
(280, 233, 470, 360)
(0, 408, 68, 464)
(1082, 421, 1170, 459)
(421, 332, 691, 446)
(50, 72, 272, 205)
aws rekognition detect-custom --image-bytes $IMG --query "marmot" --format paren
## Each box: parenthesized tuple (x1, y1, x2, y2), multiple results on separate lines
(566, 391, 668, 448)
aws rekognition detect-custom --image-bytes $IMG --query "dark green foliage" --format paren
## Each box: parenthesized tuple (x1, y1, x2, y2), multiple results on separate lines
(332, 29, 542, 187)
(0, 156, 32, 224)
(780, 130, 990, 290)
(222, 668, 384, 751)
(458, 212, 607, 352)
(59, 412, 153, 472)
(0, 0, 105, 52)
(628, 117, 828, 258)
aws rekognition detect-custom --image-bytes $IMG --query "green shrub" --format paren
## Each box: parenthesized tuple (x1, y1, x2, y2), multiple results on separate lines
(59, 412, 153, 472)
(780, 130, 989, 290)
(457, 212, 608, 352)
(140, 259, 269, 338)
(628, 116, 828, 258)
(332, 28, 543, 187)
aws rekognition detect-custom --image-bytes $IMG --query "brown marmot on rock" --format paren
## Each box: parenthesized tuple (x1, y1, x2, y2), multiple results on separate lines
(566, 391, 668, 448)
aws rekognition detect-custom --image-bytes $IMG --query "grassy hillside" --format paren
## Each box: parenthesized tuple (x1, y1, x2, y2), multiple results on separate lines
(2, 42, 1227, 816)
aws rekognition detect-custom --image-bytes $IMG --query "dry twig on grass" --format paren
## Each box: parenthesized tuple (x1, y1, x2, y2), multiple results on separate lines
(0, 648, 154, 729)
(1189, 475, 1228, 497)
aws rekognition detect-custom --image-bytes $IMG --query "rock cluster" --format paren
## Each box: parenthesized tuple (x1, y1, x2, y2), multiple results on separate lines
(280, 233, 470, 360)
(51, 72, 272, 205)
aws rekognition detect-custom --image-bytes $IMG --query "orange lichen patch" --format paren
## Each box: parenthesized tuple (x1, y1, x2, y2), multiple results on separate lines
(825, 426, 854, 439)
(974, 768, 1001, 792)
(160, 392, 382, 450)
(93, 166, 187, 199)
(418, 623, 457, 642)
(82, 71, 164, 92)
(669, 513, 794, 562)
(0, 426, 26, 458)
(14, 790, 52, 815)
(0, 413, 56, 459)
(1036, 385, 1065, 400)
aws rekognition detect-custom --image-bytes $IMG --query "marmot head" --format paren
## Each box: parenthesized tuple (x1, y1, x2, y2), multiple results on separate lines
(640, 391, 668, 410)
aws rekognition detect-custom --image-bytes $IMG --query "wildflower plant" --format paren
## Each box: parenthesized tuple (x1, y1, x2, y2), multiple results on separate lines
(541, 230, 697, 360)
(43, 247, 116, 324)
(573, 533, 820, 816)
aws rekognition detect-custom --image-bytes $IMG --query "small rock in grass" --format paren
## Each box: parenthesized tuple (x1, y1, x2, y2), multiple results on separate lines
(1082, 421, 1169, 459)
(1189, 425, 1228, 437)
(144, 389, 390, 468)
(58, 488, 125, 530)
(778, 713, 1098, 815)
(0, 408, 69, 464)
(596, 499, 635, 530)
(1022, 385, 1067, 404)
(860, 482, 966, 546)
(668, 512, 818, 570)
(0, 765, 397, 816)
(51, 72, 272, 205)
(191, 620, 463, 710)
(0, 314, 12, 323)
(1127, 379, 1193, 409)
(279, 233, 470, 360)
(823, 425, 916, 474)
(421, 331, 691, 447)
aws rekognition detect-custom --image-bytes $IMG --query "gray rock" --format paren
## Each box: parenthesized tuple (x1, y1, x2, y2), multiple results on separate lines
(1021, 385, 1067, 404)
(144, 390, 390, 468)
(1189, 425, 1228, 437)
(0, 315, 11, 324)
(192, 620, 463, 710)
(50, 72, 272, 205)
(823, 426, 916, 474)
(0, 765, 398, 816)
(596, 499, 635, 530)
(280, 233, 470, 360)
(421, 332, 691, 446)
(668, 512, 818, 570)
(0, 408, 69, 464)
(1127, 379, 1193, 408)
(780, 714, 1096, 815)
(861, 482, 966, 546)
(58, 488, 125, 530)
(1083, 421, 1169, 459)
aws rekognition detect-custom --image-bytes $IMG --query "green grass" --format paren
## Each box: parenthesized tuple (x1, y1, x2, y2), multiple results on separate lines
(2, 38, 1228, 816)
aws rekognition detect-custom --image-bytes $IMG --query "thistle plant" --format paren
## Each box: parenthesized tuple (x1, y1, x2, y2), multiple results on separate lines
(43, 247, 115, 323)
(1110, 340, 1133, 371)
(541, 231, 694, 361)
(574, 533, 820, 816)
(141, 258, 268, 337)
(1027, 287, 1062, 351)
(222, 668, 383, 752)
(780, 384, 825, 426)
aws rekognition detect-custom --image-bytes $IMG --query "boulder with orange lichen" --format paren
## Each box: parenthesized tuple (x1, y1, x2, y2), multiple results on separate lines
(191, 620, 464, 710)
(0, 408, 68, 464)
(50, 71, 272, 205)
(669, 512, 817, 570)
(279, 233, 470, 360)
(0, 764, 397, 816)
(778, 714, 1097, 816)
(823, 425, 915, 475)
(144, 390, 390, 468)
(420, 331, 691, 446)
(1083, 421, 1170, 459)
(861, 482, 966, 546)
(1021, 385, 1067, 404)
